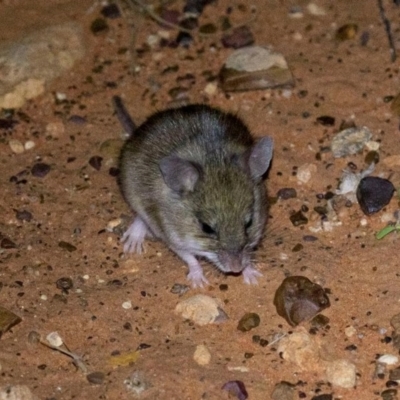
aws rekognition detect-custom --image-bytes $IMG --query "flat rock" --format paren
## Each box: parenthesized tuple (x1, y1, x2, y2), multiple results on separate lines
(175, 294, 228, 326)
(219, 46, 294, 92)
(0, 22, 85, 108)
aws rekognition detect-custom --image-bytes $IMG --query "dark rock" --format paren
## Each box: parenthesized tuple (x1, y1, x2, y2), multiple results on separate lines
(273, 276, 330, 326)
(56, 277, 73, 292)
(90, 18, 109, 35)
(316, 115, 335, 126)
(289, 210, 308, 226)
(89, 156, 103, 171)
(15, 210, 33, 222)
(381, 389, 398, 400)
(356, 176, 395, 215)
(237, 312, 260, 332)
(31, 163, 51, 177)
(277, 188, 297, 199)
(58, 241, 77, 252)
(101, 3, 121, 19)
(87, 371, 105, 385)
(221, 26, 254, 49)
(222, 380, 248, 400)
(311, 395, 333, 400)
(271, 381, 295, 400)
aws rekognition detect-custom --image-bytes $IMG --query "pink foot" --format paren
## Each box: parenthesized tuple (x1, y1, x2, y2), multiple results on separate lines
(121, 216, 151, 254)
(242, 265, 262, 285)
(175, 250, 209, 288)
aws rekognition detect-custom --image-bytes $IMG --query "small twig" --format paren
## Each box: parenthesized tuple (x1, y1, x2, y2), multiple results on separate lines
(127, 0, 257, 37)
(377, 0, 397, 62)
(267, 332, 287, 347)
(40, 339, 88, 373)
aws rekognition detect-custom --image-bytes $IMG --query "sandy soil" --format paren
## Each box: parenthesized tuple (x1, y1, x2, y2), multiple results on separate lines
(1, 0, 400, 399)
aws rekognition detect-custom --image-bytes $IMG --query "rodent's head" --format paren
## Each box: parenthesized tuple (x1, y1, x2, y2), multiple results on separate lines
(159, 137, 273, 274)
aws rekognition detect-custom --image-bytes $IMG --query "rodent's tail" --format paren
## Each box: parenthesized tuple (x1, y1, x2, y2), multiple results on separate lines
(112, 95, 136, 135)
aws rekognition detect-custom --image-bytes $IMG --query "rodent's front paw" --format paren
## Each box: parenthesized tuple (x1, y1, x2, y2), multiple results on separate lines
(187, 269, 209, 288)
(242, 266, 262, 285)
(122, 216, 149, 254)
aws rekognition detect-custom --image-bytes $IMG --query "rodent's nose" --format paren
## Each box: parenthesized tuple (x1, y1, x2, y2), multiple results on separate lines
(219, 250, 244, 273)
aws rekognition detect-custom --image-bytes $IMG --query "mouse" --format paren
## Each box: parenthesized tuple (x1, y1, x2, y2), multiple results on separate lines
(113, 95, 274, 287)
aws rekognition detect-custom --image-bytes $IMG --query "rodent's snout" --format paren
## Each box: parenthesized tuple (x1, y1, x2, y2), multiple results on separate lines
(219, 250, 246, 273)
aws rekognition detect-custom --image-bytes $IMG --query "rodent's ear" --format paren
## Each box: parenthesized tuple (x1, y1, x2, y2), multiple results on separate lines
(159, 155, 200, 193)
(249, 136, 274, 179)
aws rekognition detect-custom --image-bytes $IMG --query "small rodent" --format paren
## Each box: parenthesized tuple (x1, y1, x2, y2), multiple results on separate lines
(113, 96, 274, 287)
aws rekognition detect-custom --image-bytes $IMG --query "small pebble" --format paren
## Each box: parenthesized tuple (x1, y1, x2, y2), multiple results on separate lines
(90, 18, 109, 35)
(311, 395, 333, 400)
(222, 380, 248, 400)
(87, 371, 105, 385)
(325, 359, 356, 388)
(1, 237, 17, 249)
(58, 241, 77, 252)
(221, 25, 254, 49)
(9, 139, 25, 154)
(336, 23, 358, 41)
(193, 344, 211, 365)
(273, 276, 330, 326)
(46, 121, 65, 137)
(16, 210, 33, 222)
(307, 3, 327, 16)
(316, 115, 335, 126)
(122, 301, 132, 309)
(379, 354, 399, 366)
(56, 277, 73, 292)
(331, 126, 372, 158)
(101, 3, 121, 19)
(170, 283, 190, 295)
(89, 156, 103, 171)
(0, 385, 37, 400)
(68, 115, 87, 125)
(389, 367, 400, 381)
(31, 163, 51, 178)
(46, 331, 63, 347)
(24, 140, 35, 150)
(0, 306, 22, 338)
(27, 330, 41, 344)
(277, 188, 297, 199)
(290, 210, 308, 227)
(297, 163, 317, 184)
(381, 389, 398, 400)
(175, 294, 228, 325)
(271, 381, 295, 400)
(237, 312, 260, 332)
(356, 176, 395, 215)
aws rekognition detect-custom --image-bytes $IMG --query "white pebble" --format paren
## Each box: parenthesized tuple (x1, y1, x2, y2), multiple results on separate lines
(344, 326, 357, 337)
(106, 218, 122, 232)
(307, 3, 327, 16)
(359, 218, 368, 227)
(122, 300, 132, 309)
(378, 354, 399, 365)
(83, 274, 89, 280)
(56, 92, 67, 101)
(9, 139, 25, 154)
(40, 294, 48, 301)
(193, 344, 211, 366)
(204, 82, 218, 96)
(24, 140, 36, 150)
(46, 331, 64, 347)
(297, 163, 317, 184)
(46, 121, 65, 138)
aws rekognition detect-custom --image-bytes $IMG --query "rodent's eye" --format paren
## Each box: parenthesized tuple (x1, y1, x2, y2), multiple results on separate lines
(200, 221, 216, 235)
(245, 218, 253, 230)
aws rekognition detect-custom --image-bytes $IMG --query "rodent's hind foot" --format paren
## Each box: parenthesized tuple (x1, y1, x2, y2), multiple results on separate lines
(122, 216, 150, 254)
(242, 265, 262, 285)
